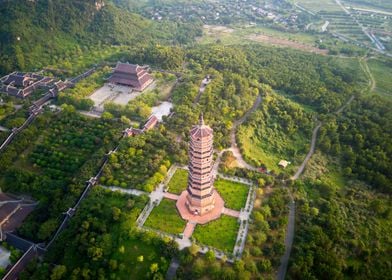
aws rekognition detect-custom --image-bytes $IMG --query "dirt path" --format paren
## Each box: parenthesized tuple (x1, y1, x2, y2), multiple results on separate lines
(359, 58, 376, 92)
(291, 121, 322, 180)
(194, 76, 211, 104)
(227, 94, 262, 170)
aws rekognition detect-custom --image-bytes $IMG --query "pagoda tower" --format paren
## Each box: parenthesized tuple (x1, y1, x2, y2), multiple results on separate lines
(186, 114, 216, 215)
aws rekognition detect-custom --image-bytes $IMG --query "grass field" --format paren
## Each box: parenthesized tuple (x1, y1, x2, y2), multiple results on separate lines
(167, 168, 188, 194)
(367, 59, 392, 97)
(214, 179, 249, 211)
(145, 199, 186, 235)
(193, 215, 239, 253)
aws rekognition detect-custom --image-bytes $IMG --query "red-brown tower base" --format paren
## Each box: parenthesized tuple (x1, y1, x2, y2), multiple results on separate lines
(176, 190, 224, 224)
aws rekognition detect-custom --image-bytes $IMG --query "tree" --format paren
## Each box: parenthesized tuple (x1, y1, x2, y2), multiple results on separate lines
(120, 115, 131, 125)
(118, 245, 125, 254)
(257, 178, 266, 188)
(205, 250, 216, 263)
(38, 219, 58, 240)
(102, 111, 114, 120)
(189, 243, 200, 256)
(51, 265, 67, 280)
(150, 263, 159, 274)
(112, 207, 121, 221)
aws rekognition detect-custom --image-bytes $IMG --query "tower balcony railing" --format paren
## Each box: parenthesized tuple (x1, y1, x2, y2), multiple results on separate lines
(189, 149, 213, 160)
(190, 140, 213, 149)
(189, 164, 213, 174)
(187, 188, 214, 200)
(189, 145, 213, 155)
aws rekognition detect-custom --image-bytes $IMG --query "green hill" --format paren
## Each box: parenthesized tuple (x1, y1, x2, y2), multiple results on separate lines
(0, 0, 201, 74)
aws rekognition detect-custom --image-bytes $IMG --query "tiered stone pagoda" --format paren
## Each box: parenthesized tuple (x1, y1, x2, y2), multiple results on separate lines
(176, 115, 224, 224)
(186, 114, 216, 215)
(109, 62, 153, 91)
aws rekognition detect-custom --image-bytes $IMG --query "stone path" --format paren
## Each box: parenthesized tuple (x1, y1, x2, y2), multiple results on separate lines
(222, 208, 240, 218)
(183, 222, 196, 238)
(149, 183, 165, 204)
(164, 193, 179, 200)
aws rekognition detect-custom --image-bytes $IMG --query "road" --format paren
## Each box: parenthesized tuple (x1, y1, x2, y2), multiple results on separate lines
(291, 121, 322, 180)
(166, 258, 180, 280)
(277, 199, 295, 280)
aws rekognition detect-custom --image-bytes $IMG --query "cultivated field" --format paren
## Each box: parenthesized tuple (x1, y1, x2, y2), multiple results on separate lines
(200, 25, 328, 54)
(294, 0, 342, 13)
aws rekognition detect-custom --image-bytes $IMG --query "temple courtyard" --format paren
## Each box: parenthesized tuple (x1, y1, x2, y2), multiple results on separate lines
(89, 83, 153, 110)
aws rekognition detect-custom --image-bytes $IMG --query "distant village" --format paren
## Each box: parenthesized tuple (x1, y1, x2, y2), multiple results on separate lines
(144, 0, 304, 30)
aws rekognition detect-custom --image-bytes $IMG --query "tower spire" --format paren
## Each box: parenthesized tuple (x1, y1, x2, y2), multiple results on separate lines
(199, 113, 204, 126)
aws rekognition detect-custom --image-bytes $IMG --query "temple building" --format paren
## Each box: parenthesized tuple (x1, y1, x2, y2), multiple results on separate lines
(0, 72, 56, 99)
(109, 62, 153, 91)
(186, 115, 217, 216)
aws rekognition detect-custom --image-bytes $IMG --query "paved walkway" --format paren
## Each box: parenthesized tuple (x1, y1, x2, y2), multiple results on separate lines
(222, 208, 240, 218)
(164, 193, 179, 200)
(183, 222, 196, 238)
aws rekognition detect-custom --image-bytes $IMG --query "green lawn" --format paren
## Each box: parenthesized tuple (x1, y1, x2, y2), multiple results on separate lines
(144, 199, 186, 235)
(193, 215, 239, 253)
(167, 168, 188, 194)
(214, 179, 249, 211)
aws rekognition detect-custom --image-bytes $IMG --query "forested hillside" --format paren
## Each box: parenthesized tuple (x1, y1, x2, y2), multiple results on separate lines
(0, 0, 201, 74)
